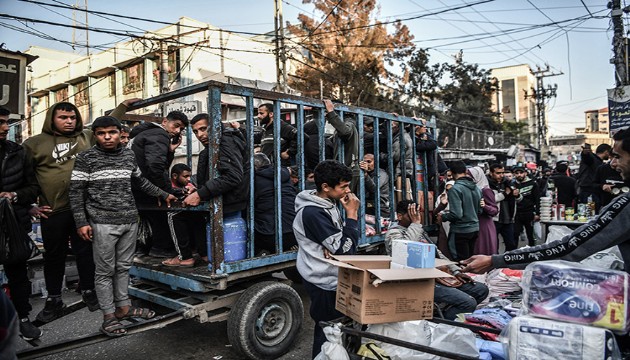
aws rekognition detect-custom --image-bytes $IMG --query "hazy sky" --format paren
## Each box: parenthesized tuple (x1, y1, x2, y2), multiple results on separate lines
(0, 0, 616, 136)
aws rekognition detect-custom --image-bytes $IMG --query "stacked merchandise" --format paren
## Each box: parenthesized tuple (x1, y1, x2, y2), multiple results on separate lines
(539, 197, 553, 222)
(478, 268, 523, 308)
(503, 260, 628, 359)
(464, 308, 512, 341)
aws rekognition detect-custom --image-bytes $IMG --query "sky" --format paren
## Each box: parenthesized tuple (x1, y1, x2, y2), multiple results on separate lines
(0, 0, 617, 136)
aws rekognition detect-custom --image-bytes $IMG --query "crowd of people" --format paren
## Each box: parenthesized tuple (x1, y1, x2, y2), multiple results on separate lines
(2, 94, 630, 358)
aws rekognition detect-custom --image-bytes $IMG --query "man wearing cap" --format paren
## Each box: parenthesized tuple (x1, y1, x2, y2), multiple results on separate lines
(512, 165, 540, 247)
(68, 116, 176, 336)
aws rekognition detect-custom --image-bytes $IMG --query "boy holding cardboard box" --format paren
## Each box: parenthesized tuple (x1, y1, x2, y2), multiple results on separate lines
(387, 200, 488, 319)
(293, 160, 359, 358)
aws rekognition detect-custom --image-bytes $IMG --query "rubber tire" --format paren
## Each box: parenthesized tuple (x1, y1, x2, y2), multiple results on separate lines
(227, 281, 304, 360)
(282, 266, 303, 284)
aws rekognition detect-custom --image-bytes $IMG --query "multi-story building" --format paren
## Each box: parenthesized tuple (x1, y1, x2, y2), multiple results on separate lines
(25, 17, 282, 140)
(490, 64, 537, 146)
(548, 107, 612, 163)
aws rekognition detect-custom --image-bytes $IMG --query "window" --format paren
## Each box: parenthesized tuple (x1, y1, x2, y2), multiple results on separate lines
(109, 73, 116, 97)
(152, 49, 180, 87)
(55, 87, 68, 103)
(74, 81, 89, 107)
(123, 63, 144, 94)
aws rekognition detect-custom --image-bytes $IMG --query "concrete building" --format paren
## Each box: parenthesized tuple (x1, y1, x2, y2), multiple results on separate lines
(548, 107, 612, 163)
(25, 17, 283, 141)
(490, 64, 537, 146)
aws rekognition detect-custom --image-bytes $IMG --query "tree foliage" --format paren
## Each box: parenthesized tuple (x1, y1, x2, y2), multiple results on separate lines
(287, 0, 414, 109)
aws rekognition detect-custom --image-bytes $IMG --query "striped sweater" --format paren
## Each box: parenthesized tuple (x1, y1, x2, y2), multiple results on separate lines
(69, 145, 169, 228)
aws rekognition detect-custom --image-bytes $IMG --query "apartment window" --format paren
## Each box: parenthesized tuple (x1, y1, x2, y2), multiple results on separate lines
(501, 79, 516, 121)
(74, 81, 89, 107)
(55, 87, 68, 103)
(109, 73, 116, 97)
(152, 49, 180, 87)
(123, 63, 144, 94)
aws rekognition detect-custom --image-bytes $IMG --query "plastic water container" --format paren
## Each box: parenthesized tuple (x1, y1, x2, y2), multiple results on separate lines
(206, 212, 247, 264)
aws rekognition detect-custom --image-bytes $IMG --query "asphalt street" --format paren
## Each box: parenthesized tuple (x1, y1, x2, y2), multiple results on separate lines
(15, 276, 314, 360)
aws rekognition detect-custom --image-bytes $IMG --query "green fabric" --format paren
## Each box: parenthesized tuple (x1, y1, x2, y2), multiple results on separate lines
(441, 177, 482, 233)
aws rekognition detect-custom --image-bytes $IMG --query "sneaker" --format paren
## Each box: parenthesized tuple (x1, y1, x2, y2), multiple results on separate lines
(148, 248, 177, 259)
(82, 289, 100, 312)
(35, 297, 66, 323)
(19, 318, 42, 340)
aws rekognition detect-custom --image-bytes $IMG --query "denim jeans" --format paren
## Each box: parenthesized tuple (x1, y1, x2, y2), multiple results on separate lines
(434, 282, 489, 320)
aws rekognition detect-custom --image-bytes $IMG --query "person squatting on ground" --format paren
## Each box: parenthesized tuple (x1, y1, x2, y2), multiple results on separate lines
(68, 116, 176, 336)
(436, 160, 482, 261)
(0, 106, 42, 340)
(293, 160, 359, 359)
(386, 200, 488, 320)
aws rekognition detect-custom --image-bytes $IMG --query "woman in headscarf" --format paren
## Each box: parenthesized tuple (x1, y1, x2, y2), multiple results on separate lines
(467, 167, 499, 255)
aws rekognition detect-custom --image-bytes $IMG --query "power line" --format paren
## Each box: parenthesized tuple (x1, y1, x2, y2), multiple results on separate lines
(292, 0, 496, 39)
(308, 0, 343, 37)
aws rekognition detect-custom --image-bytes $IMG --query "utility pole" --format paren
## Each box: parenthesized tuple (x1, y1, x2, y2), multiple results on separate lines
(71, 0, 89, 56)
(612, 0, 628, 86)
(523, 65, 562, 151)
(274, 0, 287, 92)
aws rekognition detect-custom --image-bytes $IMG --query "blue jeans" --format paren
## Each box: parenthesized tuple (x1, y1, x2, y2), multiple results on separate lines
(434, 282, 489, 320)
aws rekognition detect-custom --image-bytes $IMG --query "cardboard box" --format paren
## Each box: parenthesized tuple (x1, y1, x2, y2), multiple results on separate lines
(391, 240, 436, 268)
(327, 255, 451, 324)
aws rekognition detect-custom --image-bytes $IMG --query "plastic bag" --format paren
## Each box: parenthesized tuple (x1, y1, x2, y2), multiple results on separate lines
(0, 198, 40, 265)
(366, 320, 478, 360)
(357, 342, 391, 359)
(314, 324, 349, 360)
(502, 316, 621, 360)
(521, 260, 630, 334)
(533, 221, 542, 242)
(545, 225, 573, 244)
(580, 249, 625, 270)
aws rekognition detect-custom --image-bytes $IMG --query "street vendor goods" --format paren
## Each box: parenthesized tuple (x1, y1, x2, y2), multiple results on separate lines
(504, 316, 621, 360)
(522, 260, 630, 333)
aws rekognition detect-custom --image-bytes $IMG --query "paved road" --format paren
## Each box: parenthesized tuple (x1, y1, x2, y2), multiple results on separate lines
(16, 277, 314, 360)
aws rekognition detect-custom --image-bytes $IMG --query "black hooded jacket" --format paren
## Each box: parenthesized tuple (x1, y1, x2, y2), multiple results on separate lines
(0, 140, 40, 231)
(129, 122, 177, 202)
(254, 166, 297, 235)
(197, 127, 249, 214)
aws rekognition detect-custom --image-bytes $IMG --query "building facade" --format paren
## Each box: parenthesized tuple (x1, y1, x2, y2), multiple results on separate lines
(490, 64, 537, 146)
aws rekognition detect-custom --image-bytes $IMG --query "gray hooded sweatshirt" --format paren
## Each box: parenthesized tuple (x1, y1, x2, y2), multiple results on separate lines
(293, 190, 359, 291)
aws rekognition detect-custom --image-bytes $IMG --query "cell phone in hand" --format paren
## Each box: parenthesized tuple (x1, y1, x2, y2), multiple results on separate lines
(171, 134, 181, 145)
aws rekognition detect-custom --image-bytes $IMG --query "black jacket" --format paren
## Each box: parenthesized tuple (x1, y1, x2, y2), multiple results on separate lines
(488, 175, 518, 224)
(197, 127, 248, 214)
(256, 120, 300, 167)
(416, 133, 448, 180)
(550, 173, 577, 208)
(0, 141, 39, 231)
(303, 120, 333, 170)
(254, 166, 297, 235)
(129, 122, 177, 202)
(577, 151, 604, 190)
(516, 176, 540, 216)
(593, 164, 624, 208)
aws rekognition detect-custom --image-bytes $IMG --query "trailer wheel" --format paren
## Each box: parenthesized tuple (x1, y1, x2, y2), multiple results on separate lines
(227, 281, 304, 359)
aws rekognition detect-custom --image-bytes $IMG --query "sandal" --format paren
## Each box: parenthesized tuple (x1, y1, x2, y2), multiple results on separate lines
(100, 318, 127, 337)
(116, 306, 156, 320)
(162, 256, 195, 268)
